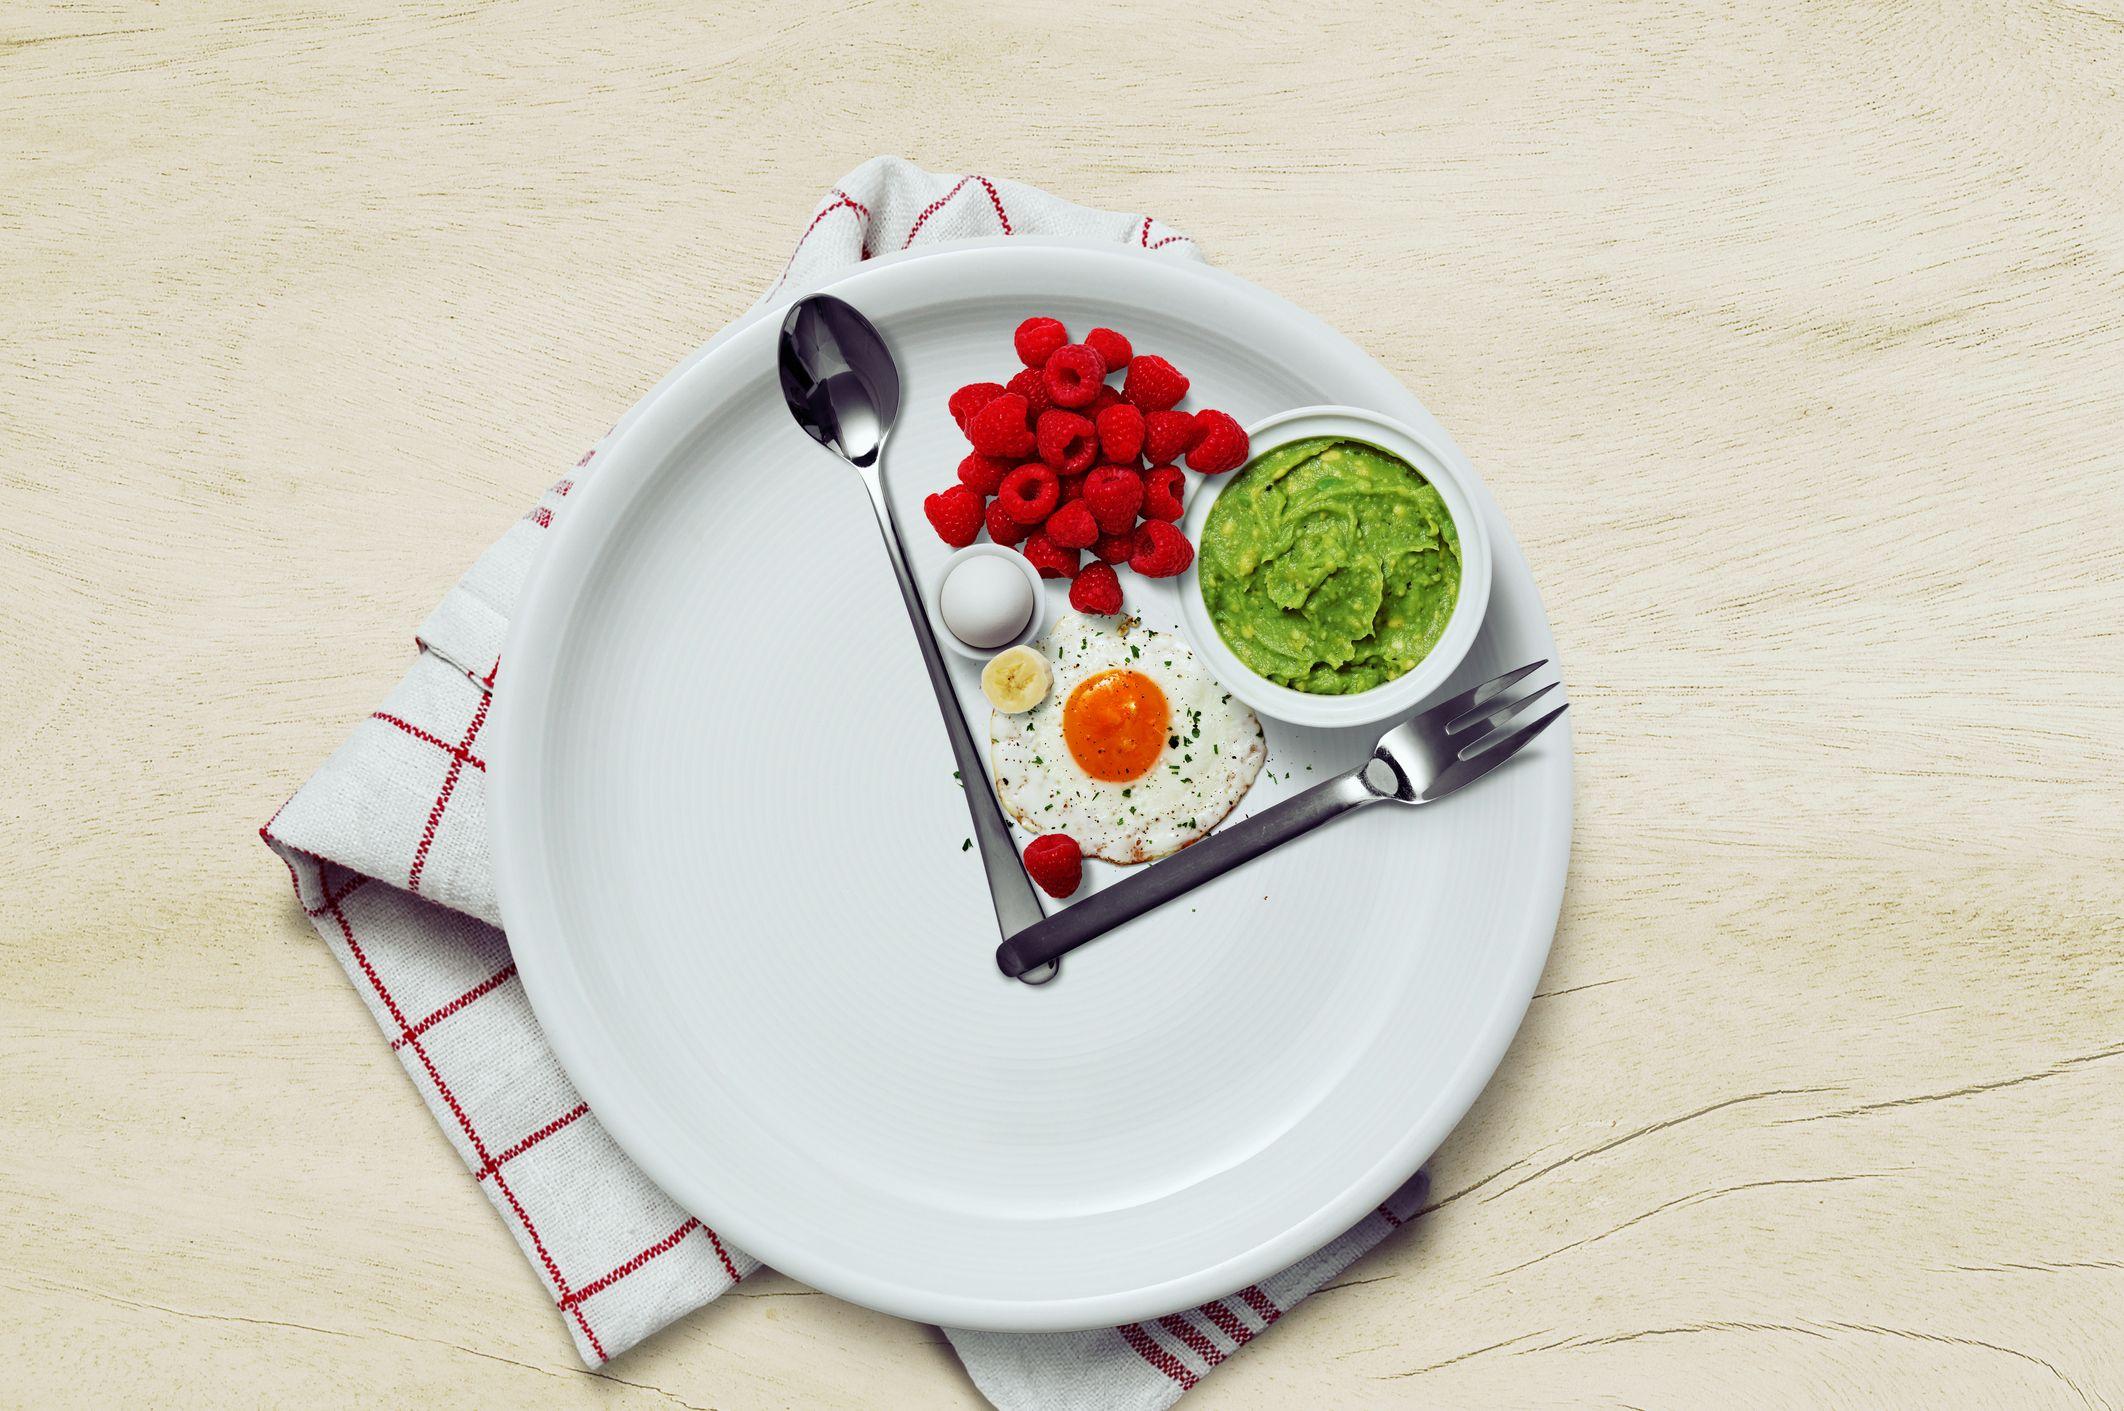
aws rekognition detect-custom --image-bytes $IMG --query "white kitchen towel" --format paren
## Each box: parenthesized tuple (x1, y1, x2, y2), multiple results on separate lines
(262, 155, 1431, 1409)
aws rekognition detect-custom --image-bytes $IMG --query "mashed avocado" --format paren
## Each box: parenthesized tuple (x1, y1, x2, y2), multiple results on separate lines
(1198, 437, 1460, 695)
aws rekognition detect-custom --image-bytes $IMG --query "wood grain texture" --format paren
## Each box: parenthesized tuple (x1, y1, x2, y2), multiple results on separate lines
(5, 1, 2121, 1405)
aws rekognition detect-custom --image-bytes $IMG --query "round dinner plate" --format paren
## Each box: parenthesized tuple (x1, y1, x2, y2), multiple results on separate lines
(491, 240, 1572, 1332)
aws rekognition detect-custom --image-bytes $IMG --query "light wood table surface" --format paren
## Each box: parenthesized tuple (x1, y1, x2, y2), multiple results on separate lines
(7, 3, 2121, 1406)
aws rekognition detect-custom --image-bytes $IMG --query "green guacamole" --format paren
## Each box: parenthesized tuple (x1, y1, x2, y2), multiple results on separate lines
(1198, 437, 1460, 695)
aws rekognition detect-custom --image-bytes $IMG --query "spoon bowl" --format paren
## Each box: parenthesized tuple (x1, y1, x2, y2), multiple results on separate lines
(780, 295, 902, 468)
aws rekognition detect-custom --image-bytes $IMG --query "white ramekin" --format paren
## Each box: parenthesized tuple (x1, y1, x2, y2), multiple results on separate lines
(1177, 405, 1493, 731)
(926, 541, 1048, 661)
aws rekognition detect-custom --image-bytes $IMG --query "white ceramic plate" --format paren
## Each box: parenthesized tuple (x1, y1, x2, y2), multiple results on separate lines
(491, 240, 1572, 1332)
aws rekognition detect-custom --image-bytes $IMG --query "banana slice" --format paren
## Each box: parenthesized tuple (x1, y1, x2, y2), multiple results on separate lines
(982, 645, 1052, 713)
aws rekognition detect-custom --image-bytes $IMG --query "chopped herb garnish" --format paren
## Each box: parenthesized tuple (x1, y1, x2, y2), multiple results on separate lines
(961, 838, 972, 851)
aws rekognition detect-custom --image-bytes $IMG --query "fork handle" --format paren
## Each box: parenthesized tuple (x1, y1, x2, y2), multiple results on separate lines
(994, 769, 1382, 979)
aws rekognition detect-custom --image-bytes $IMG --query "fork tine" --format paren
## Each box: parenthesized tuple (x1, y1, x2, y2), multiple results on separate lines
(1417, 702, 1568, 803)
(1463, 698, 1569, 761)
(1447, 678, 1558, 737)
(1424, 660, 1547, 733)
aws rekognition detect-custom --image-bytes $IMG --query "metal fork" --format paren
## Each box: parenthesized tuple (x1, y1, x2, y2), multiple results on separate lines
(994, 661, 1566, 981)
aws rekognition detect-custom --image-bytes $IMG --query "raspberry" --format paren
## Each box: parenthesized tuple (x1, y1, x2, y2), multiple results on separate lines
(1129, 518, 1194, 577)
(1186, 409, 1249, 474)
(1084, 326, 1133, 372)
(1086, 385, 1125, 417)
(1142, 464, 1186, 521)
(1035, 409, 1098, 474)
(1122, 354, 1188, 413)
(1144, 409, 1199, 464)
(957, 452, 1014, 496)
(967, 392, 1034, 458)
(985, 496, 1029, 546)
(923, 485, 984, 548)
(997, 462, 1060, 524)
(1021, 833, 1082, 898)
(1043, 343, 1108, 409)
(1006, 366, 1052, 419)
(1092, 531, 1134, 564)
(1058, 471, 1087, 503)
(1044, 499, 1098, 549)
(1020, 530, 1080, 580)
(1014, 316, 1067, 369)
(1068, 561, 1125, 615)
(1094, 403, 1145, 464)
(948, 381, 1006, 431)
(1081, 464, 1144, 536)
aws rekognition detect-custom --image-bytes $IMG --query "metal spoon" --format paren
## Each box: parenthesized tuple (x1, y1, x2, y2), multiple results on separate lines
(778, 295, 1052, 965)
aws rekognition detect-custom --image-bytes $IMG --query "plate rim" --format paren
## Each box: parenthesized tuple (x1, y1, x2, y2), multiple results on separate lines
(491, 237, 1572, 1331)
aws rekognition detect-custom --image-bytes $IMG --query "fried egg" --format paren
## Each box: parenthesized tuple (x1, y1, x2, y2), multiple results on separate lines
(990, 612, 1266, 864)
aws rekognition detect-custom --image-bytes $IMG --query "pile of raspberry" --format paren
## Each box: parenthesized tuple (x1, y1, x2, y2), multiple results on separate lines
(921, 317, 1250, 617)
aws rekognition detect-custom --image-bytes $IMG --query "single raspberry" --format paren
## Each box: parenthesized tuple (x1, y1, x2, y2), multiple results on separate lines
(1142, 464, 1186, 521)
(1129, 518, 1195, 577)
(923, 485, 984, 548)
(1084, 326, 1133, 372)
(1020, 530, 1080, 580)
(1081, 464, 1144, 536)
(1094, 403, 1145, 464)
(1014, 316, 1067, 369)
(1092, 530, 1134, 564)
(1122, 354, 1188, 413)
(1086, 385, 1125, 417)
(1186, 409, 1249, 474)
(1044, 499, 1099, 549)
(986, 497, 1029, 546)
(957, 452, 1014, 496)
(1144, 409, 1199, 464)
(997, 462, 1060, 524)
(1022, 833, 1083, 898)
(1068, 561, 1125, 615)
(948, 381, 1006, 431)
(1042, 343, 1108, 409)
(1035, 409, 1099, 474)
(1006, 366, 1052, 419)
(967, 392, 1034, 458)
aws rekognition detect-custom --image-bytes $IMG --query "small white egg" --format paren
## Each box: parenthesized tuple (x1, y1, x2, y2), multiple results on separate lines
(940, 554, 1033, 649)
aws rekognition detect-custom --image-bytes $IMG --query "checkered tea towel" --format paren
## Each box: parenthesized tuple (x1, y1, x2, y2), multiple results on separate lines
(262, 155, 1432, 1411)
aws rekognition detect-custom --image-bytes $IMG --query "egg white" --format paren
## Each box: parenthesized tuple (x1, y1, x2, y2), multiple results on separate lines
(990, 612, 1266, 864)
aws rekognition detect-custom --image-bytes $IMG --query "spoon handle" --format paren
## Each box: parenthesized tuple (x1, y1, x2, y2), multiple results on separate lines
(854, 467, 1050, 942)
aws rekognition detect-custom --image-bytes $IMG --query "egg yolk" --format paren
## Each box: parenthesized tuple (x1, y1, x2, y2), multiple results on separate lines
(1062, 669, 1169, 783)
